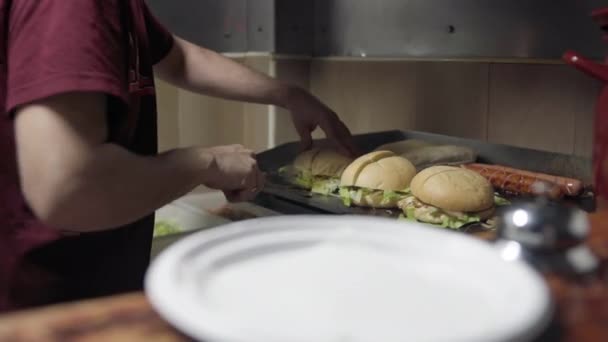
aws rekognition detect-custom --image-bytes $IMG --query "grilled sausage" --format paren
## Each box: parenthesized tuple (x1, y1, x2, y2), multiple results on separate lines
(466, 164, 584, 196)
(463, 163, 584, 199)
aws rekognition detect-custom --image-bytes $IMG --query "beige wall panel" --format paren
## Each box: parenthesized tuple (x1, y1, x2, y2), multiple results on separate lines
(488, 64, 596, 154)
(156, 54, 598, 157)
(177, 90, 245, 148)
(573, 79, 601, 159)
(413, 62, 489, 140)
(309, 60, 417, 138)
(155, 78, 180, 152)
(173, 57, 247, 149)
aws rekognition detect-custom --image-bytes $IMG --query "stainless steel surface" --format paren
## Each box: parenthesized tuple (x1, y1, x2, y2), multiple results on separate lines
(148, 0, 605, 59)
(147, 0, 312, 54)
(495, 200, 599, 275)
(247, 0, 275, 52)
(254, 130, 594, 220)
(146, 0, 249, 52)
(258, 130, 593, 182)
(313, 0, 606, 59)
(275, 0, 314, 55)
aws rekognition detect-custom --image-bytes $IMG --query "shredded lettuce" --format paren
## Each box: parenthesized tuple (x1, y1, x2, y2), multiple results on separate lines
(494, 194, 511, 206)
(311, 177, 341, 195)
(293, 171, 313, 189)
(154, 220, 182, 237)
(277, 165, 314, 189)
(339, 187, 371, 206)
(339, 187, 352, 206)
(382, 190, 403, 202)
(405, 206, 416, 220)
(399, 196, 482, 230)
(279, 166, 343, 196)
(339, 187, 412, 207)
(440, 215, 480, 229)
(381, 189, 411, 205)
(352, 188, 364, 204)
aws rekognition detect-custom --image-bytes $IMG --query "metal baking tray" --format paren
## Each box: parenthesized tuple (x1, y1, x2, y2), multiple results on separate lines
(254, 130, 595, 219)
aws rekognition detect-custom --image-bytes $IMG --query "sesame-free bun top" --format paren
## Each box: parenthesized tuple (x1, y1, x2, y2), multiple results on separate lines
(410, 166, 494, 213)
(292, 148, 353, 177)
(340, 151, 416, 191)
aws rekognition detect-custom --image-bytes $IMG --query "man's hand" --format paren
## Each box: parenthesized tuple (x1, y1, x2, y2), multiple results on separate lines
(200, 144, 265, 202)
(285, 86, 357, 157)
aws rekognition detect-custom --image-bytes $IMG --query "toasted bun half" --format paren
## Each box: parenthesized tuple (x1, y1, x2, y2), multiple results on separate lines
(402, 145, 477, 170)
(410, 166, 494, 213)
(340, 151, 416, 191)
(374, 139, 435, 155)
(292, 148, 318, 171)
(474, 206, 496, 221)
(293, 148, 353, 177)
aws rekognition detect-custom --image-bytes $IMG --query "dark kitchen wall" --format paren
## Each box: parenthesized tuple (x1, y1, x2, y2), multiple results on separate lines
(147, 0, 606, 59)
(313, 0, 606, 59)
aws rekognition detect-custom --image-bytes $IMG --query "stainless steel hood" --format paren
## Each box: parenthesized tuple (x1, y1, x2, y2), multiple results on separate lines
(147, 0, 606, 60)
(145, 0, 313, 54)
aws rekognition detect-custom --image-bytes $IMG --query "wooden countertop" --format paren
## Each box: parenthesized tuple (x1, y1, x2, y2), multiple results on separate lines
(2, 213, 608, 342)
(0, 293, 188, 342)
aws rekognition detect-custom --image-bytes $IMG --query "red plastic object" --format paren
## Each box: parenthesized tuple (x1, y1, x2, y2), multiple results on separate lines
(564, 8, 608, 208)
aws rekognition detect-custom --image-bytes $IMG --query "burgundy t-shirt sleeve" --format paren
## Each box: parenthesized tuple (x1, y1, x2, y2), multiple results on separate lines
(143, 4, 174, 65)
(5, 0, 128, 113)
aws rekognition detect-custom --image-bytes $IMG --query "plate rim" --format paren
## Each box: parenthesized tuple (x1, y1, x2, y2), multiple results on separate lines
(145, 215, 553, 342)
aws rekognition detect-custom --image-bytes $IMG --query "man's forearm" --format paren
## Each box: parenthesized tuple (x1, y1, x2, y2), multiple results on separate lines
(34, 144, 208, 233)
(155, 36, 293, 107)
(15, 92, 262, 233)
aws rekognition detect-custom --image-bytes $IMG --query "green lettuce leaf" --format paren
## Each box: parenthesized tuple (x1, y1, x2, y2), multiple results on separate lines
(311, 177, 341, 195)
(339, 187, 377, 206)
(381, 189, 411, 204)
(339, 187, 352, 206)
(397, 208, 417, 222)
(154, 220, 182, 237)
(440, 214, 480, 229)
(494, 194, 511, 206)
(405, 206, 416, 220)
(399, 196, 482, 230)
(382, 191, 402, 202)
(293, 171, 313, 189)
(352, 188, 364, 204)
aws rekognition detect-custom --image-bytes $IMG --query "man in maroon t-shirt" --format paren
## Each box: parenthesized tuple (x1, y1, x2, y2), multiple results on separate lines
(0, 0, 355, 312)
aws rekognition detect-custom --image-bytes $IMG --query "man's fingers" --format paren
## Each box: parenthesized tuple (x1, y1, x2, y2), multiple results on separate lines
(223, 186, 258, 203)
(223, 189, 250, 203)
(295, 123, 313, 152)
(223, 190, 240, 202)
(321, 121, 357, 158)
(338, 126, 359, 157)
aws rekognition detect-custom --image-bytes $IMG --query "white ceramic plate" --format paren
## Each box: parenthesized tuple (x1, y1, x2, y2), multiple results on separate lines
(145, 215, 552, 342)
